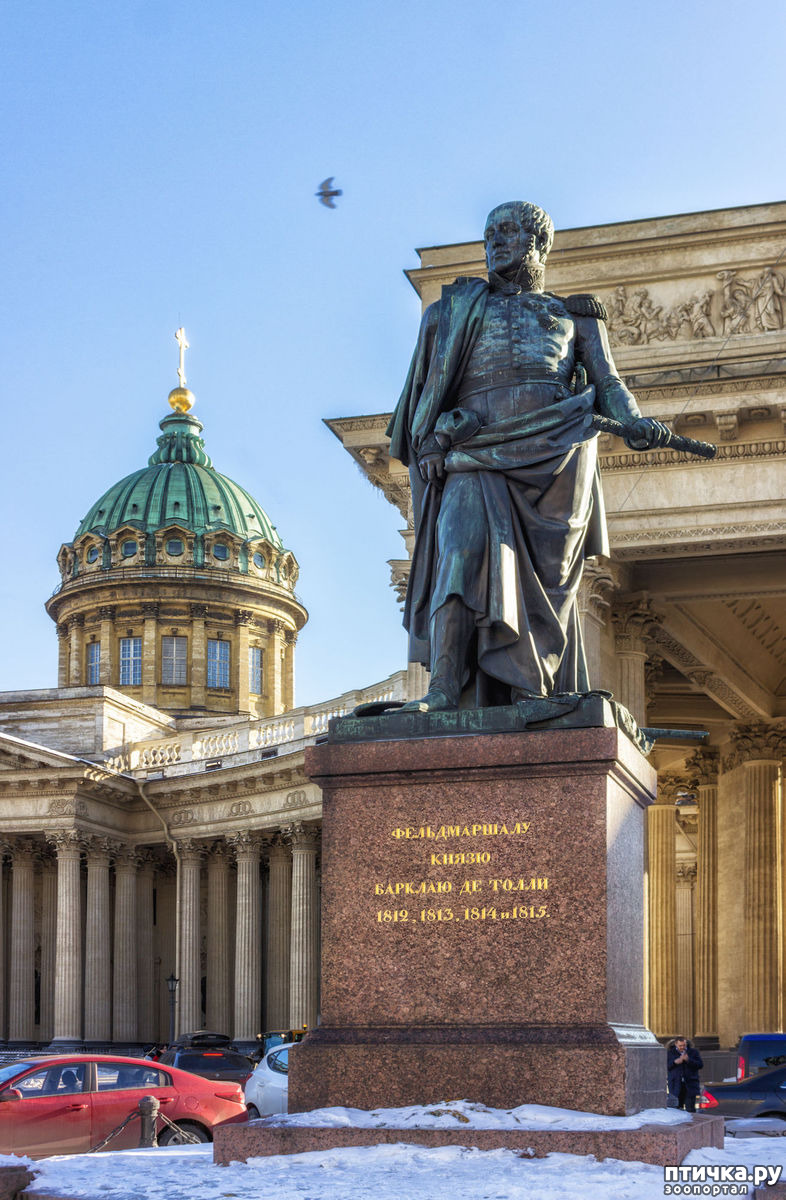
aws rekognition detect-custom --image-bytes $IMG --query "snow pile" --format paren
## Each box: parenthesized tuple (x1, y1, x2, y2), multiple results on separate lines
(258, 1098, 693, 1130)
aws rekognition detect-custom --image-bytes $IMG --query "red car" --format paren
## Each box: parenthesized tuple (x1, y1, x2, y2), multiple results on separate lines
(0, 1054, 247, 1158)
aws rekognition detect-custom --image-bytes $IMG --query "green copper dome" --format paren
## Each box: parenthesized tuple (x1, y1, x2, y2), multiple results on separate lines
(74, 410, 283, 548)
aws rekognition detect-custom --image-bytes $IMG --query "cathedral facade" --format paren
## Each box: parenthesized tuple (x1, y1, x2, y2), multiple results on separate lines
(1, 199, 785, 1051)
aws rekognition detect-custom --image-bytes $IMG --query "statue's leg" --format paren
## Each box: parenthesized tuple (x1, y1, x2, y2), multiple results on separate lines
(401, 597, 475, 712)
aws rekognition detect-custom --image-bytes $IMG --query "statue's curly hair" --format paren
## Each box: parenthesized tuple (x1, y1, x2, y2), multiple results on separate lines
(486, 201, 554, 260)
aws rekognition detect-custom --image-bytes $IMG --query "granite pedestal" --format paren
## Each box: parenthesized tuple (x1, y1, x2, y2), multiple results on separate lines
(289, 709, 665, 1116)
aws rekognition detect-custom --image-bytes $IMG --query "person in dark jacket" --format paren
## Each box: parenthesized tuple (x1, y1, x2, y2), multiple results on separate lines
(667, 1037, 704, 1111)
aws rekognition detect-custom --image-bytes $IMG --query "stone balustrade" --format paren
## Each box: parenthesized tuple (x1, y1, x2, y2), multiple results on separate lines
(103, 671, 407, 775)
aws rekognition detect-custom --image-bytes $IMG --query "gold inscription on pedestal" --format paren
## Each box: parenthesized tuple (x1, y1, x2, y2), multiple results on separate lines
(390, 822, 530, 839)
(374, 817, 551, 930)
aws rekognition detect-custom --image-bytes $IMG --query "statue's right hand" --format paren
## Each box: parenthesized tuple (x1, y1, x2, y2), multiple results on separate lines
(418, 452, 446, 483)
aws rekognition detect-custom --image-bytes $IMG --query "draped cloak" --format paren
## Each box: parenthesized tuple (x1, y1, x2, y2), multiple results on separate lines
(386, 277, 612, 702)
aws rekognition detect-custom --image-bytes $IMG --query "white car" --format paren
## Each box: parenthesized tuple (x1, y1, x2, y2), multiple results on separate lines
(243, 1044, 290, 1117)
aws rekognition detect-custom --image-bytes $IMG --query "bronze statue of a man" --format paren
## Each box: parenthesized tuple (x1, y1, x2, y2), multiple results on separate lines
(387, 201, 668, 713)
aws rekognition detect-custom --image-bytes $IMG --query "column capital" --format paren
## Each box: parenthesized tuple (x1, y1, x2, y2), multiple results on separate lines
(235, 609, 254, 626)
(83, 834, 114, 863)
(267, 618, 286, 636)
(610, 597, 656, 653)
(676, 861, 698, 884)
(265, 833, 291, 859)
(9, 836, 40, 862)
(655, 772, 694, 805)
(227, 831, 263, 861)
(725, 722, 786, 771)
(97, 606, 116, 621)
(684, 746, 720, 788)
(141, 602, 160, 618)
(207, 840, 232, 866)
(136, 848, 158, 874)
(284, 822, 319, 850)
(57, 622, 69, 640)
(46, 829, 84, 856)
(176, 838, 206, 865)
(190, 603, 208, 618)
(112, 843, 141, 871)
(577, 561, 615, 625)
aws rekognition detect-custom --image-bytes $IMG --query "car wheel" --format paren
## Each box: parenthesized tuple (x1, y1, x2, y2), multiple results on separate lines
(158, 1121, 211, 1145)
(246, 1104, 260, 1119)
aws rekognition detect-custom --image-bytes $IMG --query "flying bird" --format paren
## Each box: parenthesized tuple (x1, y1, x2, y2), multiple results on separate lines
(316, 177, 342, 208)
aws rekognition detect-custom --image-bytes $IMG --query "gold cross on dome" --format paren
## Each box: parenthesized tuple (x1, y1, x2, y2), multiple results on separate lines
(175, 327, 190, 388)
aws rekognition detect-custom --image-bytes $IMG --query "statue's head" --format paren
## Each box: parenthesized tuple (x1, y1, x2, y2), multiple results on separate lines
(484, 202, 554, 286)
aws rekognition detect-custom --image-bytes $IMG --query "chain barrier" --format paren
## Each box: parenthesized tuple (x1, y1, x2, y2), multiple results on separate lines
(88, 1098, 202, 1152)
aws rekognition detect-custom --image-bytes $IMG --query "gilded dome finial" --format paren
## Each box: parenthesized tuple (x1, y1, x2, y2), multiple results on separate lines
(168, 327, 195, 412)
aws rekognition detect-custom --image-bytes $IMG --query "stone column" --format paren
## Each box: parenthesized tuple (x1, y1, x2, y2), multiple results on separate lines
(190, 605, 208, 709)
(98, 606, 115, 686)
(688, 748, 720, 1044)
(68, 616, 85, 686)
(113, 846, 139, 1043)
(0, 844, 6, 1040)
(206, 842, 232, 1032)
(177, 839, 204, 1035)
(141, 603, 159, 706)
(284, 631, 297, 711)
(267, 620, 285, 715)
(287, 823, 320, 1032)
(265, 836, 292, 1030)
(730, 724, 785, 1031)
(136, 854, 156, 1043)
(647, 792, 678, 1038)
(675, 862, 696, 1037)
(57, 623, 70, 687)
(229, 833, 262, 1042)
(8, 840, 37, 1042)
(39, 854, 58, 1043)
(577, 561, 614, 692)
(84, 837, 112, 1043)
(48, 830, 84, 1046)
(234, 611, 253, 715)
(611, 600, 653, 728)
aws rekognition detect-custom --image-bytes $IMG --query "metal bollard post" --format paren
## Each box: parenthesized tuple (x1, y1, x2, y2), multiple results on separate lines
(138, 1095, 160, 1148)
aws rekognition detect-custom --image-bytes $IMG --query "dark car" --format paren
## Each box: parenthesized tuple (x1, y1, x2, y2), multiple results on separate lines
(165, 1030, 238, 1050)
(0, 1054, 247, 1158)
(734, 1034, 786, 1080)
(158, 1046, 254, 1086)
(700, 1063, 786, 1118)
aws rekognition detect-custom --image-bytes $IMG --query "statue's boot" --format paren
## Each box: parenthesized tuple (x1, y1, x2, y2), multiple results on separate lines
(401, 600, 474, 712)
(512, 688, 583, 726)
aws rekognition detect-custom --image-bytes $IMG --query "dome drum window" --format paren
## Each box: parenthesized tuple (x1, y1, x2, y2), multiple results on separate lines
(86, 546, 100, 564)
(212, 544, 229, 561)
(121, 539, 138, 558)
(166, 539, 184, 556)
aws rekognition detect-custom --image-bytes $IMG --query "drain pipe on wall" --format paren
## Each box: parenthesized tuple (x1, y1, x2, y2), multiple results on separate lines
(135, 778, 181, 1041)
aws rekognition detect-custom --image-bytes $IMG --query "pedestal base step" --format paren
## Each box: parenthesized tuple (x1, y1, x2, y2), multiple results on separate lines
(213, 1114, 724, 1168)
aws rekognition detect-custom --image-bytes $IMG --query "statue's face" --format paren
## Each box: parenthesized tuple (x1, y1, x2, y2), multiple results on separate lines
(484, 206, 541, 278)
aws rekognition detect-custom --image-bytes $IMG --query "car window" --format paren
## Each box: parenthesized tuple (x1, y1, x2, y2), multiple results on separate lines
(96, 1064, 171, 1091)
(268, 1048, 289, 1075)
(16, 1064, 86, 1096)
(176, 1051, 249, 1071)
(0, 1061, 37, 1087)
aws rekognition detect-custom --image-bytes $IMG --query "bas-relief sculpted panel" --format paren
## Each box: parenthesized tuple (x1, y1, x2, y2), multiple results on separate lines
(604, 267, 786, 346)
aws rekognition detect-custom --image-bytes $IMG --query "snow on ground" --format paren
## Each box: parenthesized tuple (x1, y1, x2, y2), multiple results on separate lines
(2, 1101, 785, 1200)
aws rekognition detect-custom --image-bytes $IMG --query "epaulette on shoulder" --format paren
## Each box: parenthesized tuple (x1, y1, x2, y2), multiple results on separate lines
(562, 292, 608, 322)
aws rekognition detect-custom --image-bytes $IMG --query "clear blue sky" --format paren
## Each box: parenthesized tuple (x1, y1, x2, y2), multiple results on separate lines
(1, 0, 784, 706)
